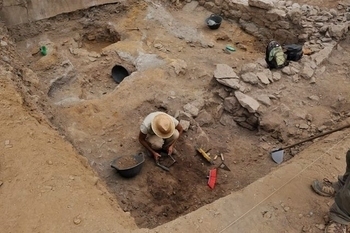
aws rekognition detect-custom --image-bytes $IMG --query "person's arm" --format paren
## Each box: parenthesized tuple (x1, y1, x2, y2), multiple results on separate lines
(167, 123, 183, 155)
(176, 123, 183, 135)
(138, 131, 161, 161)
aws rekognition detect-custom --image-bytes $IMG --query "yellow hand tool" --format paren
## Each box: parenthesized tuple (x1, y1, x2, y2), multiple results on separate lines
(197, 148, 214, 164)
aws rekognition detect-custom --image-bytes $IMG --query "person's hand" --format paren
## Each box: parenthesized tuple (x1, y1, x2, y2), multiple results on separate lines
(153, 152, 161, 161)
(167, 145, 174, 155)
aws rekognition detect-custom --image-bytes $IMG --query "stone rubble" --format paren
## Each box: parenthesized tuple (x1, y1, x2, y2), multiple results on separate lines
(166, 0, 350, 134)
(180, 0, 350, 47)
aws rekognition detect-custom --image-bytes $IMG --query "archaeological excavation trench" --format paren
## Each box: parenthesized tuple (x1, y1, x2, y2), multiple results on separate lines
(2, 0, 350, 229)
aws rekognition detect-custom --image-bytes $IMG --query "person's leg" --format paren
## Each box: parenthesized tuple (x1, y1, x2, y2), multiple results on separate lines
(326, 174, 350, 232)
(311, 149, 350, 197)
(162, 129, 179, 151)
(146, 135, 164, 151)
(338, 149, 350, 185)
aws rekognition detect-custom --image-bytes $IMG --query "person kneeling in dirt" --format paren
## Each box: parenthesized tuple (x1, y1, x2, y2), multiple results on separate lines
(311, 149, 350, 233)
(139, 112, 183, 161)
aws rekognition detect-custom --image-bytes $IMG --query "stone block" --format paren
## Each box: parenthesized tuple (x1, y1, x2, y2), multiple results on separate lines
(179, 120, 190, 131)
(241, 72, 259, 85)
(248, 0, 275, 10)
(234, 91, 260, 113)
(223, 96, 242, 114)
(311, 42, 336, 65)
(214, 64, 239, 79)
(328, 23, 349, 40)
(266, 9, 286, 21)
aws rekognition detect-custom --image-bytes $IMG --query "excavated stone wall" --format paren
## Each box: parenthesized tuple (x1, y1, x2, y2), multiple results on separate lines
(169, 0, 350, 132)
(179, 0, 350, 44)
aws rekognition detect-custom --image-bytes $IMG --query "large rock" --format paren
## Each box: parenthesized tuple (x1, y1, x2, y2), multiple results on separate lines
(241, 63, 258, 73)
(300, 62, 315, 79)
(191, 99, 205, 110)
(214, 64, 241, 89)
(195, 110, 214, 127)
(266, 9, 286, 21)
(214, 64, 239, 79)
(256, 70, 271, 84)
(248, 0, 275, 10)
(239, 20, 260, 38)
(328, 23, 349, 40)
(257, 95, 272, 106)
(234, 91, 260, 113)
(216, 78, 241, 90)
(183, 103, 199, 117)
(241, 72, 259, 85)
(311, 42, 336, 65)
(223, 96, 241, 114)
(271, 72, 281, 81)
(179, 120, 190, 131)
(287, 8, 303, 25)
(281, 66, 298, 76)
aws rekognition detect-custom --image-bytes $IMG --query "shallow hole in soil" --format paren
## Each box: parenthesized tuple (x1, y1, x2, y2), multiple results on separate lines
(81, 26, 121, 53)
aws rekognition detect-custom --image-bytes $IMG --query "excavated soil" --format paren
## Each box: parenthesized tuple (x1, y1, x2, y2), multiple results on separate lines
(4, 0, 350, 229)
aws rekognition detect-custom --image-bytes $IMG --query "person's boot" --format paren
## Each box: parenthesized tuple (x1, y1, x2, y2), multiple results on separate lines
(324, 221, 346, 233)
(311, 178, 341, 197)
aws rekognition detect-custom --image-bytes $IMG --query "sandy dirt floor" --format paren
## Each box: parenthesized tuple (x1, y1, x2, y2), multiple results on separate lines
(1, 0, 350, 231)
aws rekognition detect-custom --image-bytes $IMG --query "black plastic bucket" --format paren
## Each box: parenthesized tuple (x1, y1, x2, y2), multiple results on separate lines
(206, 14, 222, 30)
(111, 153, 145, 178)
(111, 65, 129, 84)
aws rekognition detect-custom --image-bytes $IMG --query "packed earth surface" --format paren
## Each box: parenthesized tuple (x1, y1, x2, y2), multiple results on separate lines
(1, 0, 350, 231)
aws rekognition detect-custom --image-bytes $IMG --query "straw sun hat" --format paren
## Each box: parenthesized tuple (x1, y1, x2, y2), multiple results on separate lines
(151, 113, 175, 139)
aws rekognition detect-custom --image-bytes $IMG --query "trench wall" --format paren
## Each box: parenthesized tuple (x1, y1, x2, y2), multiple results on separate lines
(0, 0, 123, 26)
